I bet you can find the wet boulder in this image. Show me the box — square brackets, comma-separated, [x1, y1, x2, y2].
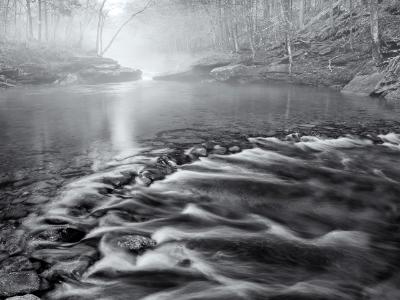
[116, 235, 156, 254]
[33, 226, 86, 243]
[228, 146, 241, 153]
[0, 271, 40, 297]
[188, 145, 208, 159]
[212, 145, 227, 155]
[156, 156, 177, 175]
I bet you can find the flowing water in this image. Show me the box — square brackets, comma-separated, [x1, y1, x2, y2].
[1, 81, 400, 299]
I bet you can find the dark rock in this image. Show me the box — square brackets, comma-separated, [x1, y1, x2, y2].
[2, 205, 30, 220]
[188, 146, 208, 158]
[156, 156, 177, 174]
[0, 271, 40, 297]
[202, 141, 217, 150]
[101, 173, 134, 188]
[137, 167, 167, 186]
[34, 227, 86, 243]
[0, 256, 33, 273]
[116, 235, 156, 253]
[178, 259, 191, 267]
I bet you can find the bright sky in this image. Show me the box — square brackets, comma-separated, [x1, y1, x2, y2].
[104, 0, 126, 16]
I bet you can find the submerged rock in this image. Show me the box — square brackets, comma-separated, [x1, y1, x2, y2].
[0, 271, 40, 297]
[41, 257, 92, 281]
[212, 145, 227, 155]
[228, 146, 241, 153]
[116, 235, 156, 253]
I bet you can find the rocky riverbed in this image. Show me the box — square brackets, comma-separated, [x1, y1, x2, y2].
[1, 118, 400, 298]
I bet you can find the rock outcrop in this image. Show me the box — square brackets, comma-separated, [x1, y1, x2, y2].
[342, 72, 385, 96]
[0, 45, 142, 87]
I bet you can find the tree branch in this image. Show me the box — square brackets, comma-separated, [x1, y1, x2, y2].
[101, 0, 153, 56]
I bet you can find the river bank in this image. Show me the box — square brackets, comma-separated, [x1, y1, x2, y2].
[0, 42, 142, 88]
[155, 2, 400, 101]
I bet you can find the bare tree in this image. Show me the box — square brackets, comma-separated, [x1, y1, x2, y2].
[100, 0, 153, 56]
[369, 0, 382, 63]
[26, 0, 33, 39]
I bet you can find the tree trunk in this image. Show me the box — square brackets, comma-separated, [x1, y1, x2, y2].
[299, 0, 305, 29]
[370, 0, 382, 63]
[282, 0, 293, 75]
[4, 0, 11, 36]
[26, 0, 33, 39]
[38, 0, 42, 41]
[14, 0, 17, 37]
[96, 0, 108, 55]
[349, 0, 354, 50]
[44, 0, 48, 41]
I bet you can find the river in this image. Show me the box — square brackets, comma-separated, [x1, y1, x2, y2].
[1, 80, 400, 299]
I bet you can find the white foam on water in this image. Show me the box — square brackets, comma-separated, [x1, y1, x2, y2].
[315, 230, 369, 248]
[297, 136, 372, 151]
[379, 133, 400, 145]
[85, 234, 137, 278]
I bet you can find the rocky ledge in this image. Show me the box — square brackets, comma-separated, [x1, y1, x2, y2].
[0, 56, 142, 88]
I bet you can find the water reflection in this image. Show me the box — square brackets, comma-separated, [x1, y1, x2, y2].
[0, 81, 399, 176]
[109, 97, 137, 153]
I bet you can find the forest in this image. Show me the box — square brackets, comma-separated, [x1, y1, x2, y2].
[0, 0, 399, 99]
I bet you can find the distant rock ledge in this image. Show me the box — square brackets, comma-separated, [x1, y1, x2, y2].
[0, 55, 142, 88]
